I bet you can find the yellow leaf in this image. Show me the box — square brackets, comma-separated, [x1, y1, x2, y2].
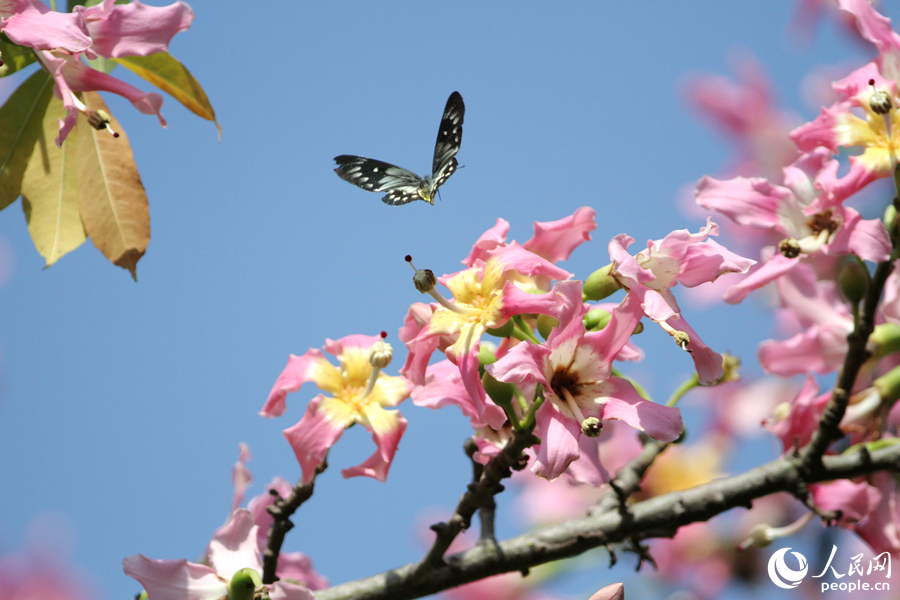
[114, 52, 221, 139]
[76, 93, 150, 279]
[20, 94, 87, 267]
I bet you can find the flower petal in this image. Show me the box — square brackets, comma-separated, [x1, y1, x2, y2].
[122, 555, 226, 600]
[207, 509, 262, 580]
[79, 0, 194, 58]
[282, 395, 347, 484]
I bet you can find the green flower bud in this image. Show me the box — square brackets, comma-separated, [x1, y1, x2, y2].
[486, 320, 515, 338]
[536, 314, 558, 339]
[874, 364, 900, 404]
[584, 308, 611, 331]
[871, 323, 900, 358]
[583, 264, 621, 301]
[839, 260, 868, 306]
[227, 568, 267, 600]
[482, 371, 514, 416]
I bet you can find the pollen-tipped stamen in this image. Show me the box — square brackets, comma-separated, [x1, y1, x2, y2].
[405, 255, 480, 315]
[659, 320, 691, 352]
[363, 332, 392, 399]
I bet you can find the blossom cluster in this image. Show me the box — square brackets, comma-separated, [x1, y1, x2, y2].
[0, 0, 193, 144]
[120, 0, 900, 598]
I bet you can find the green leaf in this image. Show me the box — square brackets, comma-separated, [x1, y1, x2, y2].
[0, 33, 37, 78]
[20, 93, 87, 266]
[113, 52, 221, 138]
[75, 92, 150, 279]
[0, 69, 54, 210]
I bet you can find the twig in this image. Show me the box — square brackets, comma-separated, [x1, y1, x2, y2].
[463, 439, 497, 543]
[799, 255, 896, 474]
[261, 460, 328, 584]
[313, 442, 900, 600]
[409, 428, 540, 582]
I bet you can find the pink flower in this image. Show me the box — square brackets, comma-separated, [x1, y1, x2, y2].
[758, 264, 854, 376]
[682, 53, 800, 181]
[609, 219, 754, 384]
[0, 543, 94, 600]
[487, 281, 683, 482]
[696, 149, 890, 303]
[0, 0, 91, 52]
[123, 509, 314, 600]
[407, 244, 572, 428]
[763, 376, 829, 452]
[789, 0, 900, 197]
[411, 358, 506, 428]
[462, 207, 597, 277]
[854, 471, 900, 557]
[1, 0, 193, 145]
[261, 334, 413, 484]
[811, 479, 882, 527]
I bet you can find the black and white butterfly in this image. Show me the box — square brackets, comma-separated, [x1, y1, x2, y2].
[334, 92, 464, 206]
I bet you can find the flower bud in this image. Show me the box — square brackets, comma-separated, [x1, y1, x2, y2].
[482, 371, 514, 415]
[227, 568, 269, 600]
[536, 314, 558, 340]
[839, 260, 868, 306]
[584, 308, 611, 331]
[583, 263, 622, 301]
[871, 323, 900, 359]
[486, 320, 514, 338]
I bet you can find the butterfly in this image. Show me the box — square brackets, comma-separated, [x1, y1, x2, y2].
[334, 92, 464, 206]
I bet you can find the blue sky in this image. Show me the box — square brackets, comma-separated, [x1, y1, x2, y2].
[0, 2, 884, 599]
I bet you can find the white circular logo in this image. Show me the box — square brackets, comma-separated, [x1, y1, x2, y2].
[768, 547, 809, 589]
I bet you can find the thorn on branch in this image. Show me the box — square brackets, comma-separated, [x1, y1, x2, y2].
[606, 544, 618, 568]
[626, 538, 657, 572]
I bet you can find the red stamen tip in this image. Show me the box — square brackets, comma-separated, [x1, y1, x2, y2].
[380, 331, 387, 339]
[870, 78, 876, 86]
[113, 132, 120, 138]
[405, 255, 412, 262]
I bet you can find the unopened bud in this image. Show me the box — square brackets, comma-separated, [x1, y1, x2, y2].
[536, 314, 558, 340]
[778, 238, 801, 258]
[581, 416, 602, 437]
[482, 371, 514, 414]
[583, 263, 622, 301]
[839, 260, 868, 305]
[584, 308, 611, 331]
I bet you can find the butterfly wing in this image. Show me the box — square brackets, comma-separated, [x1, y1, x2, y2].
[431, 91, 465, 192]
[333, 155, 427, 206]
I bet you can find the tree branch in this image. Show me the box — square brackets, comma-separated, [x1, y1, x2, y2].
[262, 460, 327, 584]
[313, 443, 900, 600]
